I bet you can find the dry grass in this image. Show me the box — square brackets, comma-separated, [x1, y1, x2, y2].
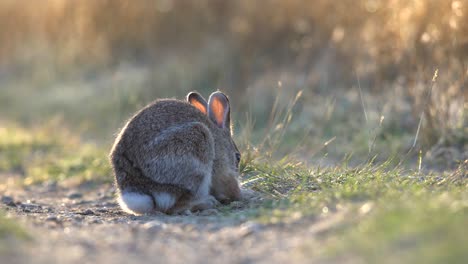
[1, 1, 465, 73]
[0, 0, 466, 167]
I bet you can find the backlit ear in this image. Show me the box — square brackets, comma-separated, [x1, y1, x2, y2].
[187, 92, 207, 114]
[208, 91, 230, 129]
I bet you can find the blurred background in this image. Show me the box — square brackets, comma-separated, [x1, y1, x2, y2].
[0, 0, 466, 169]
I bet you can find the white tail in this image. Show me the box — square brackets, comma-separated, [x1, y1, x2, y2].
[118, 192, 154, 215]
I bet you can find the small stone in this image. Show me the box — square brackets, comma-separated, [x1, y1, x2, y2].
[20, 203, 42, 210]
[67, 192, 83, 199]
[96, 208, 108, 213]
[198, 208, 219, 216]
[80, 209, 95, 215]
[1, 196, 16, 207]
[100, 202, 118, 207]
[89, 218, 102, 224]
[46, 216, 60, 222]
[142, 220, 166, 232]
[73, 216, 84, 223]
[239, 222, 263, 237]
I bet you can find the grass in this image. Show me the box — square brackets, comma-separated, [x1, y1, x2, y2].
[0, 213, 28, 240]
[0, 212, 29, 254]
[236, 154, 467, 263]
[0, 124, 111, 186]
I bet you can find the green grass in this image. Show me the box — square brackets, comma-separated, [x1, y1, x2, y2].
[237, 155, 467, 263]
[0, 125, 111, 186]
[0, 212, 29, 253]
[0, 213, 28, 240]
[339, 196, 467, 264]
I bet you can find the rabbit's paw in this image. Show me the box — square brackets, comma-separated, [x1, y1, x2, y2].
[190, 195, 220, 212]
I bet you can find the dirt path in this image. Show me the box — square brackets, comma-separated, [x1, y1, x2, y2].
[1, 183, 341, 264]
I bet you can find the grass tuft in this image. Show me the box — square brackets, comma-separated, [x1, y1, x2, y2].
[238, 152, 468, 262]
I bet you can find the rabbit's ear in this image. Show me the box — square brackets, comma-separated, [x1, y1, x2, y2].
[208, 91, 230, 129]
[187, 92, 208, 114]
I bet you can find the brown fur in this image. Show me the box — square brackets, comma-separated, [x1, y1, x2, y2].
[109, 91, 241, 215]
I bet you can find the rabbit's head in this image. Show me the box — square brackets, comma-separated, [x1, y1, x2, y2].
[188, 91, 241, 203]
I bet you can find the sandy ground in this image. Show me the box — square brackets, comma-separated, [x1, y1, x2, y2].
[1, 182, 347, 264]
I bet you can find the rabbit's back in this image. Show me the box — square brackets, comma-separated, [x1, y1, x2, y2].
[112, 98, 216, 177]
[119, 99, 211, 147]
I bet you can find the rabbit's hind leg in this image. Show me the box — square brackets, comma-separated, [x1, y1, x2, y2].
[163, 172, 218, 214]
[188, 170, 219, 211]
[118, 191, 155, 215]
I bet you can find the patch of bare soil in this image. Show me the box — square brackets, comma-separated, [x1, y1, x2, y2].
[1, 183, 341, 264]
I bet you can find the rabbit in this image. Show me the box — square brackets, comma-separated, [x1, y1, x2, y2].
[109, 91, 242, 215]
